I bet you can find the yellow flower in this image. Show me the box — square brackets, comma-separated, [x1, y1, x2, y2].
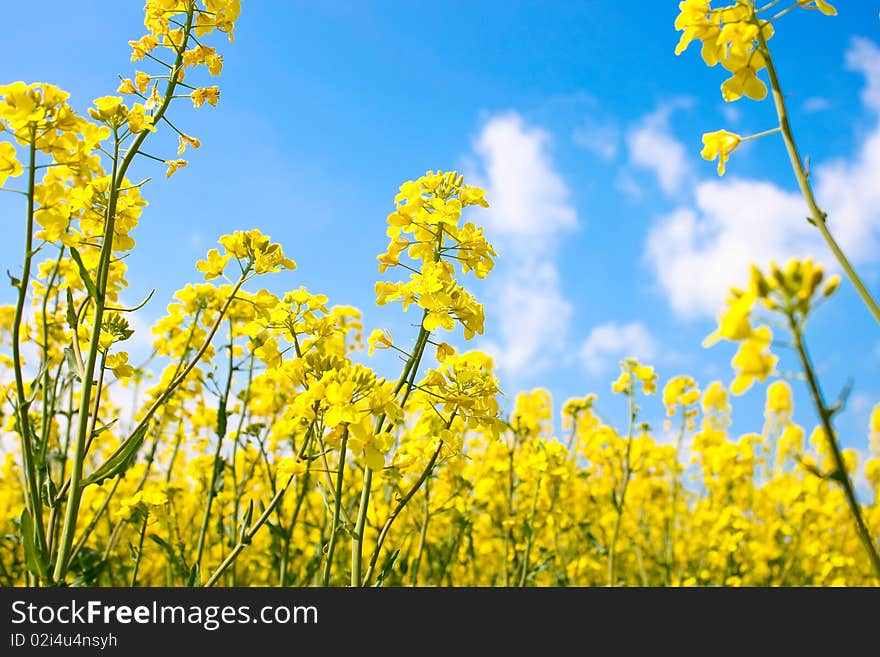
[127, 103, 155, 134]
[117, 78, 137, 95]
[105, 351, 135, 379]
[196, 248, 230, 280]
[112, 489, 166, 521]
[765, 380, 792, 415]
[190, 86, 220, 108]
[0, 81, 46, 129]
[611, 371, 630, 394]
[435, 341, 455, 362]
[633, 363, 658, 394]
[423, 309, 455, 331]
[0, 142, 22, 187]
[720, 59, 768, 102]
[799, 0, 837, 16]
[367, 328, 393, 355]
[612, 359, 657, 395]
[870, 403, 880, 436]
[164, 159, 188, 178]
[703, 290, 755, 347]
[674, 0, 721, 64]
[141, 489, 168, 507]
[701, 380, 730, 415]
[277, 457, 308, 479]
[253, 336, 283, 369]
[700, 129, 741, 175]
[663, 375, 700, 418]
[88, 95, 127, 123]
[730, 326, 777, 395]
[177, 133, 201, 155]
[822, 274, 841, 298]
[128, 34, 159, 61]
[135, 71, 151, 93]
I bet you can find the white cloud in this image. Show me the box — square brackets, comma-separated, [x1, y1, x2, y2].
[474, 112, 576, 242]
[469, 112, 578, 376]
[626, 99, 693, 197]
[573, 117, 619, 160]
[614, 170, 643, 200]
[721, 104, 741, 124]
[813, 121, 880, 261]
[579, 321, 657, 375]
[802, 97, 831, 113]
[482, 265, 573, 374]
[646, 180, 816, 317]
[850, 392, 873, 415]
[646, 38, 880, 318]
[846, 37, 880, 111]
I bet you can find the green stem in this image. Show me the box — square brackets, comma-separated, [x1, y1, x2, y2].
[38, 248, 66, 463]
[193, 428, 226, 570]
[279, 468, 310, 586]
[789, 314, 880, 578]
[81, 350, 108, 460]
[193, 321, 235, 570]
[757, 25, 880, 326]
[53, 5, 196, 584]
[97, 273, 249, 492]
[363, 435, 447, 586]
[350, 466, 373, 587]
[321, 430, 348, 587]
[98, 426, 163, 563]
[351, 217, 447, 587]
[409, 478, 431, 587]
[54, 253, 114, 583]
[12, 127, 50, 582]
[202, 477, 292, 587]
[565, 416, 579, 460]
[741, 127, 781, 142]
[47, 382, 76, 560]
[67, 475, 121, 566]
[503, 439, 516, 587]
[518, 474, 542, 587]
[608, 385, 636, 587]
[664, 411, 687, 585]
[130, 510, 148, 586]
[351, 314, 431, 587]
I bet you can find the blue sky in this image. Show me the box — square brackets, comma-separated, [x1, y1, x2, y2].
[2, 1, 880, 461]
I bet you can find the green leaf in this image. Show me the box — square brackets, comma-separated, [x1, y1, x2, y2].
[65, 287, 77, 328]
[372, 548, 401, 587]
[82, 422, 149, 487]
[216, 398, 228, 438]
[828, 469, 847, 485]
[149, 534, 189, 580]
[20, 509, 49, 579]
[69, 547, 106, 587]
[68, 246, 99, 300]
[187, 564, 200, 587]
[239, 499, 254, 545]
[40, 467, 58, 508]
[63, 347, 82, 382]
[91, 418, 118, 439]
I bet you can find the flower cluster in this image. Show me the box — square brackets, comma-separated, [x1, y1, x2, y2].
[676, 1, 836, 175]
[704, 258, 839, 394]
[375, 171, 495, 338]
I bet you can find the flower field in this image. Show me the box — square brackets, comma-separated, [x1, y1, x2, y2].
[1, 0, 879, 587]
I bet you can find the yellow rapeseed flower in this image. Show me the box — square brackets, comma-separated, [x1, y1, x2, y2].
[0, 142, 22, 187]
[700, 129, 741, 175]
